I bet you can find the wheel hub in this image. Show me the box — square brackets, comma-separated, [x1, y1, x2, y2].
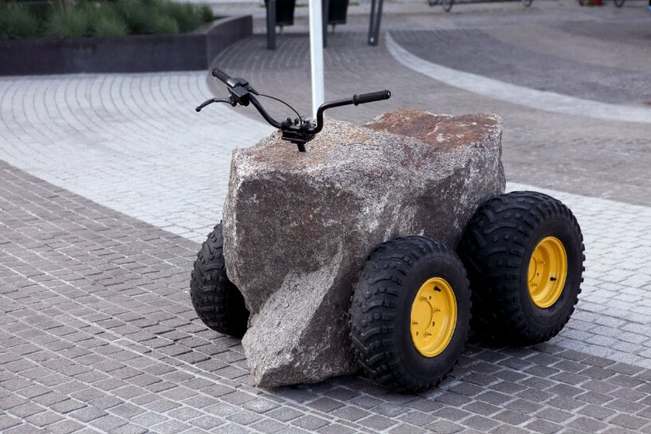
[528, 236, 568, 308]
[410, 277, 457, 357]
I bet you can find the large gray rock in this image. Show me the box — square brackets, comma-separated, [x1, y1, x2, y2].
[222, 109, 505, 388]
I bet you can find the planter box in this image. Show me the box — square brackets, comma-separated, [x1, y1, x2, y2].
[0, 15, 252, 76]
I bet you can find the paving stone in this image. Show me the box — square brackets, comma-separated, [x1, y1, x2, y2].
[567, 416, 608, 433]
[24, 410, 64, 428]
[414, 404, 454, 425]
[149, 420, 191, 434]
[225, 409, 264, 426]
[386, 423, 429, 434]
[488, 426, 529, 434]
[505, 398, 545, 415]
[493, 410, 530, 426]
[69, 406, 108, 423]
[4, 424, 44, 434]
[578, 403, 617, 421]
[425, 419, 465, 434]
[0, 415, 22, 432]
[609, 414, 650, 431]
[524, 419, 564, 434]
[287, 414, 333, 431]
[267, 407, 305, 423]
[475, 391, 513, 406]
[109, 424, 149, 434]
[463, 415, 500, 432]
[46, 419, 87, 434]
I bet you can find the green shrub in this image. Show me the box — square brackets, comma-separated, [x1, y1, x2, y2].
[199, 4, 214, 24]
[45, 7, 89, 38]
[114, 0, 149, 34]
[91, 12, 129, 37]
[145, 13, 180, 34]
[0, 3, 40, 40]
[74, 2, 130, 37]
[116, 0, 180, 34]
[2, 0, 214, 40]
[165, 2, 201, 33]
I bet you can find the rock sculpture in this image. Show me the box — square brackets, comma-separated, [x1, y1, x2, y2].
[221, 109, 505, 387]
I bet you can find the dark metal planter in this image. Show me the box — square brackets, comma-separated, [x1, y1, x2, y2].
[0, 16, 252, 76]
[328, 0, 349, 26]
[264, 0, 296, 27]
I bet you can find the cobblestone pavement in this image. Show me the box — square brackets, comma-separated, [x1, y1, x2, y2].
[2, 2, 651, 433]
[2, 163, 651, 434]
[0, 72, 273, 243]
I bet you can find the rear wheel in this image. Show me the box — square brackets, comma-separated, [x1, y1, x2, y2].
[459, 191, 584, 345]
[521, 0, 533, 7]
[613, 0, 625, 7]
[350, 236, 470, 393]
[190, 224, 249, 338]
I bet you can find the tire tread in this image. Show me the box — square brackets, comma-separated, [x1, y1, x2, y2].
[190, 224, 249, 339]
[459, 191, 585, 345]
[350, 236, 469, 393]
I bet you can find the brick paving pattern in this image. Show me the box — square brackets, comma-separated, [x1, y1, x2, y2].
[2, 163, 651, 433]
[2, 1, 651, 433]
[0, 72, 273, 243]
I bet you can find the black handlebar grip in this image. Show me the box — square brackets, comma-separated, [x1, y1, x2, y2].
[212, 67, 231, 85]
[352, 90, 391, 106]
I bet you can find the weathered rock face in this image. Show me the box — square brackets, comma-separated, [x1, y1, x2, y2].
[222, 109, 505, 388]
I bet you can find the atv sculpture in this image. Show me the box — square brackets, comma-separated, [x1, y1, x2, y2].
[191, 68, 584, 392]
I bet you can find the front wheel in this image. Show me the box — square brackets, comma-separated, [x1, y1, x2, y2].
[459, 191, 584, 346]
[350, 236, 471, 393]
[613, 0, 625, 7]
[521, 0, 533, 7]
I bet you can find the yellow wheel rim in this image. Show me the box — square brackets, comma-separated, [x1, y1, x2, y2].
[410, 277, 457, 358]
[528, 236, 568, 308]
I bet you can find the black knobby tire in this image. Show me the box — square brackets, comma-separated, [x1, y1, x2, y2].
[613, 0, 625, 7]
[190, 224, 249, 339]
[458, 191, 584, 346]
[350, 236, 471, 393]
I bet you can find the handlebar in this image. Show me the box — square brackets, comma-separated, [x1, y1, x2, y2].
[353, 90, 392, 106]
[212, 67, 231, 84]
[197, 67, 391, 152]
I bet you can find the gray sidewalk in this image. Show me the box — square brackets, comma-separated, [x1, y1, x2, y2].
[2, 2, 651, 433]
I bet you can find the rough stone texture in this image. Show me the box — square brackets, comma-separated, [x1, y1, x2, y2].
[222, 109, 505, 387]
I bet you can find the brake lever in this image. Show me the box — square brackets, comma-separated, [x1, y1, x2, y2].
[195, 98, 232, 112]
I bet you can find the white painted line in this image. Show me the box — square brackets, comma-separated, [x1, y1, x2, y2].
[385, 33, 651, 124]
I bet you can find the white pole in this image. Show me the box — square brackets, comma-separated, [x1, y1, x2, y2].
[309, 0, 325, 118]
